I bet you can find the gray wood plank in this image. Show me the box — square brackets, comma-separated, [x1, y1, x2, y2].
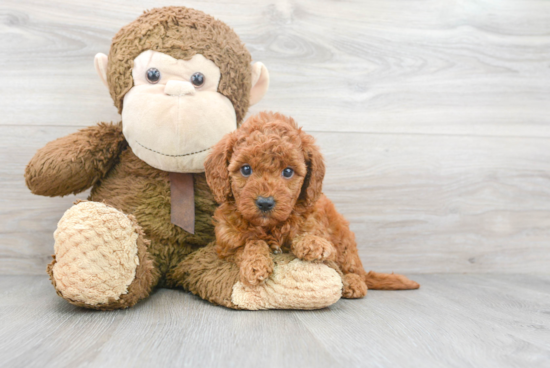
[319, 132, 550, 273]
[2, 0, 550, 274]
[0, 274, 548, 368]
[0, 0, 549, 137]
[2, 125, 550, 274]
[294, 274, 550, 368]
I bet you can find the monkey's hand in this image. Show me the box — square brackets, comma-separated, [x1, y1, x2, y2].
[25, 122, 126, 197]
[291, 234, 336, 262]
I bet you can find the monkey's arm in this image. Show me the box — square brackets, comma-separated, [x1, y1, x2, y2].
[25, 122, 126, 197]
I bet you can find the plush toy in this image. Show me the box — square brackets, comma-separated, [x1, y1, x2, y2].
[25, 6, 346, 310]
[25, 6, 418, 311]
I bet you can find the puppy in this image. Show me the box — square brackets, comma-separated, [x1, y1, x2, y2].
[205, 112, 419, 298]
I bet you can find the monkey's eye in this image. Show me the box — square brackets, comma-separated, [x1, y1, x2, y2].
[146, 68, 161, 84]
[240, 165, 252, 177]
[190, 72, 205, 87]
[282, 167, 294, 179]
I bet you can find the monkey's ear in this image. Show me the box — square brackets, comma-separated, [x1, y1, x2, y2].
[204, 132, 237, 203]
[249, 62, 269, 106]
[94, 53, 109, 88]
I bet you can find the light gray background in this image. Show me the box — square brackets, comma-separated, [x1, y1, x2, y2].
[1, 1, 550, 367]
[2, 0, 549, 275]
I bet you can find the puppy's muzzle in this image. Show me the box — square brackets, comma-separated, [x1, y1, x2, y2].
[256, 196, 275, 212]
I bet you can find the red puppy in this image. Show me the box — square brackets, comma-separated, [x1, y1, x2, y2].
[205, 112, 419, 298]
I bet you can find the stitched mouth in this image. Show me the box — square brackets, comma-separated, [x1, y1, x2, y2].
[136, 141, 212, 157]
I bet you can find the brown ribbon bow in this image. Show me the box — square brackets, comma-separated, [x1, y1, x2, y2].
[169, 172, 195, 234]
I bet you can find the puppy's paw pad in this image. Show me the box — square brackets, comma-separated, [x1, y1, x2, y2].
[342, 273, 367, 299]
[240, 257, 274, 287]
[292, 235, 336, 262]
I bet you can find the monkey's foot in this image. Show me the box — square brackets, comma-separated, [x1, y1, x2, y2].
[175, 245, 343, 310]
[232, 254, 342, 310]
[48, 201, 157, 310]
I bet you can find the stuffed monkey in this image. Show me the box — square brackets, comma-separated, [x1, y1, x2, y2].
[25, 6, 345, 310]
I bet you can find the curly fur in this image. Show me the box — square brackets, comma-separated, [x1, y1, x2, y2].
[205, 112, 420, 294]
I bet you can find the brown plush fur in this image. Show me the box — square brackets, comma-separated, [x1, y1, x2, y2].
[25, 123, 127, 197]
[171, 243, 241, 309]
[107, 6, 252, 124]
[25, 6, 258, 309]
[27, 122, 219, 307]
[205, 112, 420, 296]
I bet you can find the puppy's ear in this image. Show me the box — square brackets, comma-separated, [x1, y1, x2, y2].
[204, 132, 237, 203]
[298, 131, 325, 207]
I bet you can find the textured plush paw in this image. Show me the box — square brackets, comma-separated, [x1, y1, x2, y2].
[232, 254, 343, 310]
[342, 273, 368, 299]
[239, 255, 274, 287]
[291, 234, 336, 262]
[50, 201, 140, 306]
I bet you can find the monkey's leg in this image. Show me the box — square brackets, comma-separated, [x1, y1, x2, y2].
[170, 246, 343, 310]
[47, 201, 160, 310]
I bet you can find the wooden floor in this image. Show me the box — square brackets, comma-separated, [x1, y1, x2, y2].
[0, 274, 548, 368]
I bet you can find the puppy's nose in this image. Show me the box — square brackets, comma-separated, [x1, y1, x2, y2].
[164, 80, 196, 96]
[256, 196, 275, 212]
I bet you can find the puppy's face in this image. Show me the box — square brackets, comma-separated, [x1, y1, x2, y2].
[205, 112, 326, 227]
[228, 132, 307, 226]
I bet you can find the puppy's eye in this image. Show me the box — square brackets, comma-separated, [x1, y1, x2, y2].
[240, 165, 252, 177]
[190, 72, 205, 87]
[146, 68, 161, 84]
[282, 167, 294, 179]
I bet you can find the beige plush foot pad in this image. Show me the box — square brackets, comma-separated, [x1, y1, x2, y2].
[51, 201, 140, 306]
[231, 254, 343, 310]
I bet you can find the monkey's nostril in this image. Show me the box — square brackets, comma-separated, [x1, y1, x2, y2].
[256, 196, 275, 212]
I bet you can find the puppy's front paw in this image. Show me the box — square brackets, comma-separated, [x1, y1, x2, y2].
[292, 234, 336, 262]
[239, 255, 274, 287]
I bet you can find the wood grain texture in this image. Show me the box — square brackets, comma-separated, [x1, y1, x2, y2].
[1, 0, 550, 136]
[0, 274, 549, 368]
[1, 0, 550, 274]
[3, 125, 550, 274]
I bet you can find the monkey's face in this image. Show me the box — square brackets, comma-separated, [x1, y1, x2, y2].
[95, 7, 269, 173]
[120, 50, 237, 173]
